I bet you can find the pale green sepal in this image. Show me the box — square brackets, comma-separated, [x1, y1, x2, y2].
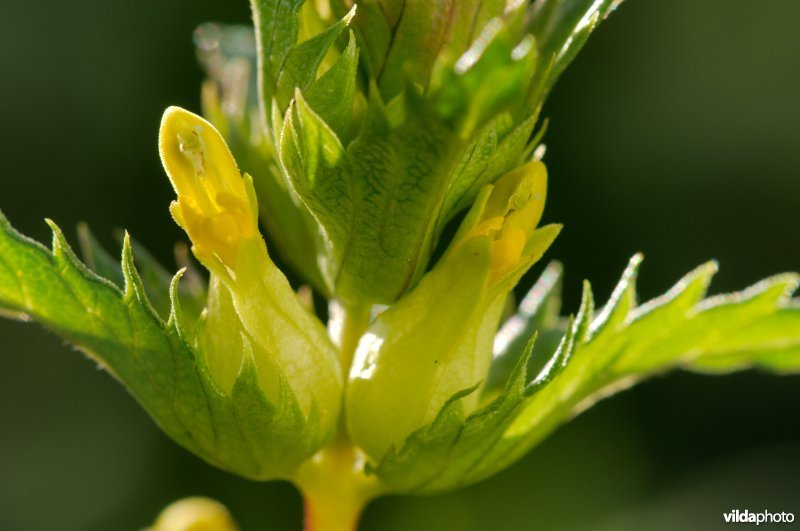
[347, 168, 559, 463]
[189, 272, 334, 477]
[346, 237, 497, 461]
[192, 276, 246, 394]
[229, 342, 326, 477]
[215, 236, 343, 431]
[369, 334, 538, 494]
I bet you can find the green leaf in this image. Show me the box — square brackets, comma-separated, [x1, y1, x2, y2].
[369, 343, 532, 493]
[271, 1, 627, 306]
[527, 0, 623, 104]
[438, 113, 537, 234]
[483, 261, 565, 396]
[281, 87, 460, 304]
[250, 0, 306, 123]
[464, 257, 799, 486]
[432, 18, 539, 136]
[76, 222, 126, 288]
[370, 287, 589, 494]
[370, 256, 799, 494]
[431, 0, 510, 70]
[376, 0, 459, 99]
[77, 223, 206, 331]
[196, 29, 330, 293]
[329, 0, 392, 79]
[274, 6, 356, 110]
[0, 212, 331, 480]
[304, 30, 360, 138]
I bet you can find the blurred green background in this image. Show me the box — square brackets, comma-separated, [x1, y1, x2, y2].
[1, 1, 799, 530]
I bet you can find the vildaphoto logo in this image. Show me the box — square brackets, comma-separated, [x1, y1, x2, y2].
[724, 509, 795, 525]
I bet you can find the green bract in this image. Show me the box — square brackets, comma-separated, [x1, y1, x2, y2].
[1, 0, 799, 529]
[201, 0, 623, 305]
[0, 214, 331, 479]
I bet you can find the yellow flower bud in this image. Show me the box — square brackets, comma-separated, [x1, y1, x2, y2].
[159, 106, 258, 269]
[462, 160, 548, 282]
[149, 497, 239, 531]
[158, 106, 343, 448]
[346, 160, 558, 460]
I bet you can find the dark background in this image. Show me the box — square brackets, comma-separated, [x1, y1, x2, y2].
[1, 1, 799, 530]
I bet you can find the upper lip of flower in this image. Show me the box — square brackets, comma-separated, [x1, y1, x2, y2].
[460, 160, 548, 281]
[159, 106, 258, 268]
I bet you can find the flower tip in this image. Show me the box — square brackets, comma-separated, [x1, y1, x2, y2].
[150, 497, 239, 531]
[158, 105, 256, 270]
[468, 161, 550, 279]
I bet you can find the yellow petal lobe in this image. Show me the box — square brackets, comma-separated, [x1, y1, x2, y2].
[159, 106, 256, 268]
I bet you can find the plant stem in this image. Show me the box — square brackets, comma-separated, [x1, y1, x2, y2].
[335, 302, 372, 375]
[294, 302, 377, 530]
[296, 441, 380, 531]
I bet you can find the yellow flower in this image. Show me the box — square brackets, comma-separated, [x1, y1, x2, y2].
[149, 497, 239, 531]
[464, 160, 548, 281]
[159, 106, 258, 269]
[158, 106, 343, 441]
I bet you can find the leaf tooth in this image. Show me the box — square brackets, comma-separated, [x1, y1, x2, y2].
[231, 339, 269, 404]
[76, 222, 125, 287]
[227, 339, 275, 477]
[295, 88, 346, 167]
[558, 315, 579, 370]
[507, 332, 538, 396]
[167, 267, 188, 339]
[588, 253, 643, 340]
[629, 260, 719, 324]
[428, 383, 480, 435]
[524, 316, 574, 396]
[574, 279, 595, 343]
[275, 4, 357, 109]
[47, 219, 89, 272]
[121, 231, 160, 320]
[699, 272, 800, 313]
[46, 219, 119, 291]
[305, 30, 360, 137]
[360, 80, 392, 136]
